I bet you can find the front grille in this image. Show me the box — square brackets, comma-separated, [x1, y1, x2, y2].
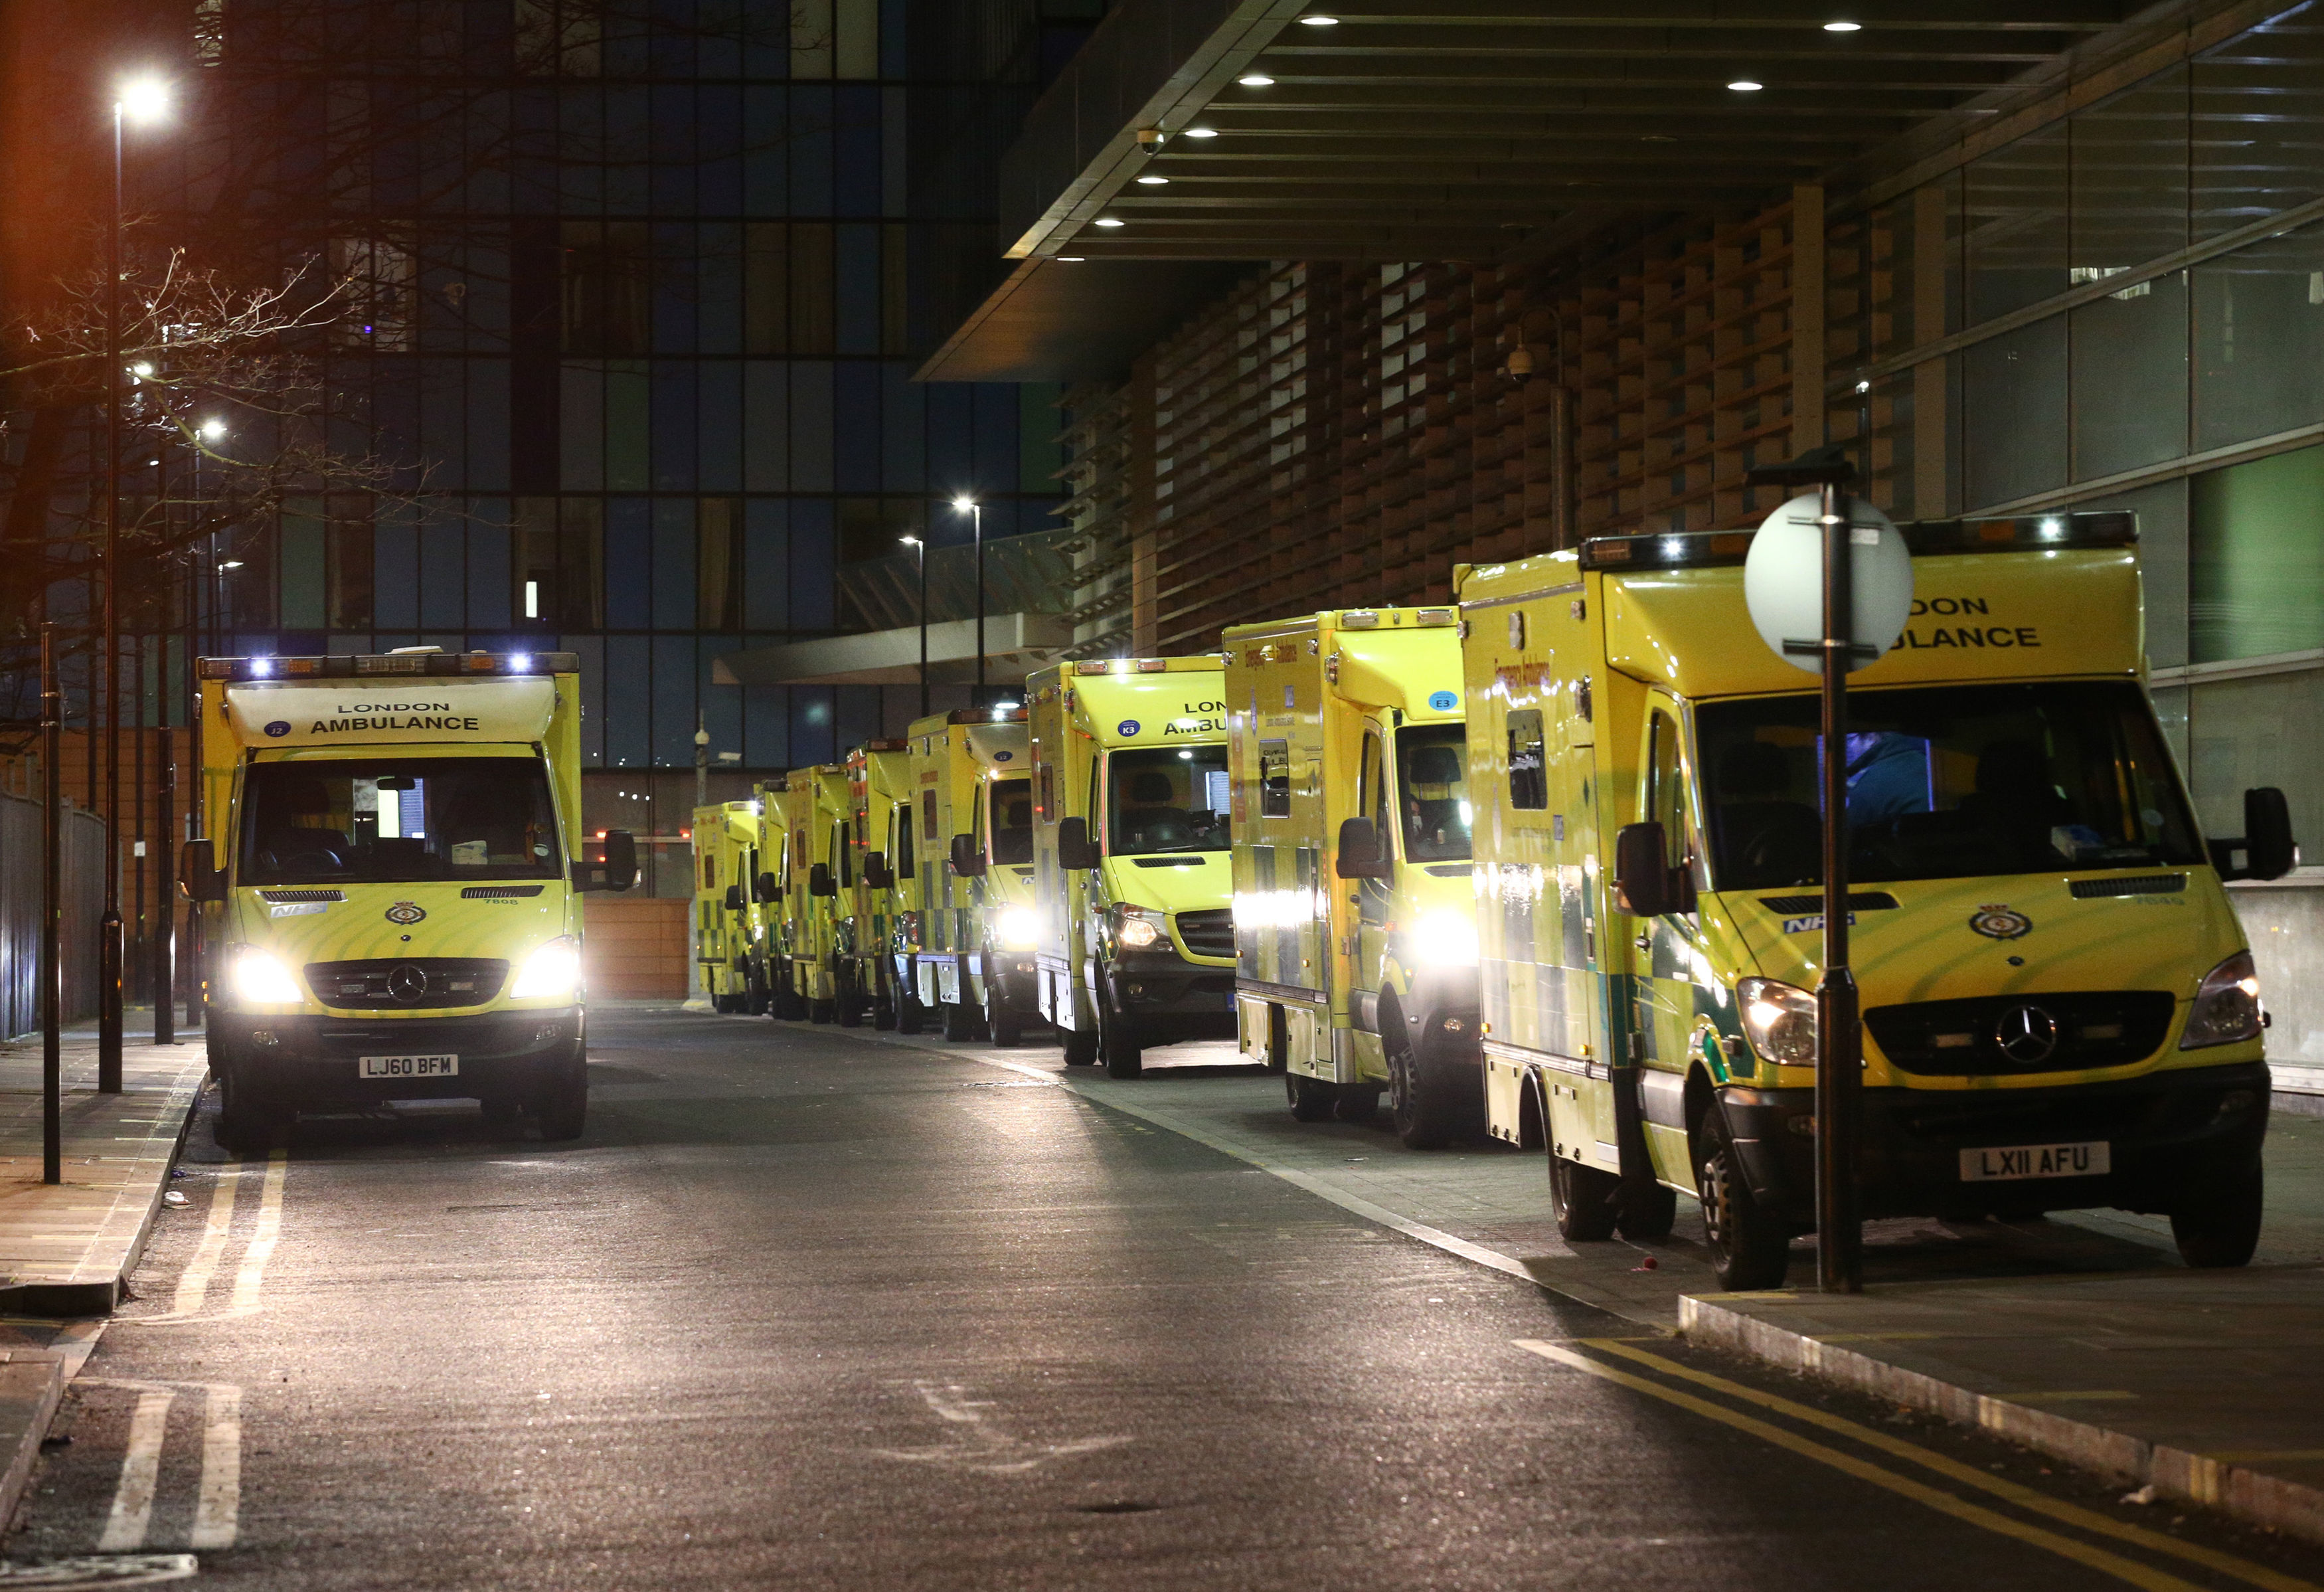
[1865, 990, 2175, 1077]
[305, 958, 509, 1010]
[1758, 891, 1900, 915]
[2069, 873, 2187, 899]
[1175, 908, 1235, 960]
[461, 885, 545, 899]
[260, 889, 345, 903]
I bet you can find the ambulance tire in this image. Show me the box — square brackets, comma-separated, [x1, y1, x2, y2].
[1334, 1087, 1380, 1125]
[896, 992, 926, 1035]
[1061, 1029, 1100, 1067]
[1100, 992, 1143, 1079]
[213, 1068, 286, 1154]
[2171, 1155, 2264, 1269]
[1286, 1073, 1336, 1122]
[746, 972, 770, 1017]
[535, 1056, 588, 1142]
[1549, 1150, 1620, 1243]
[1618, 1181, 1679, 1241]
[837, 978, 863, 1028]
[1698, 1112, 1788, 1290]
[986, 985, 1024, 1048]
[873, 994, 897, 1031]
[809, 999, 836, 1025]
[479, 1093, 524, 1136]
[712, 993, 738, 1014]
[942, 1000, 977, 1043]
[1386, 1021, 1463, 1150]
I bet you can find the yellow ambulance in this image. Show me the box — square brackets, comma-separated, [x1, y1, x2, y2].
[178, 648, 635, 1148]
[758, 777, 807, 1019]
[898, 706, 1037, 1043]
[777, 762, 850, 1024]
[1459, 514, 2291, 1288]
[1224, 608, 1481, 1144]
[691, 799, 770, 1014]
[1027, 658, 1235, 1075]
[845, 739, 912, 1029]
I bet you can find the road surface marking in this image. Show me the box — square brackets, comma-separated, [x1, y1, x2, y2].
[189, 1385, 241, 1550]
[1582, 1338, 2319, 1592]
[228, 1152, 289, 1316]
[167, 1170, 246, 1318]
[1515, 1340, 2208, 1592]
[90, 1383, 174, 1553]
[871, 1380, 1128, 1475]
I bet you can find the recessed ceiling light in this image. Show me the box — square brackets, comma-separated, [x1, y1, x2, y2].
[1299, 13, 1339, 24]
[1238, 73, 1275, 86]
[1823, 19, 1861, 31]
[1183, 126, 1219, 138]
[1137, 174, 1170, 185]
[1728, 78, 1764, 92]
[1058, 256, 1085, 262]
[1094, 217, 1125, 227]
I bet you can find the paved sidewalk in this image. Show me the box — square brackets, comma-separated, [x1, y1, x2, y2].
[830, 1019, 2324, 1544]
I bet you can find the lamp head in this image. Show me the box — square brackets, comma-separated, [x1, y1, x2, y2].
[116, 76, 171, 126]
[951, 496, 976, 512]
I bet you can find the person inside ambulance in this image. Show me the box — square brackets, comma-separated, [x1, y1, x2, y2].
[1117, 769, 1192, 852]
[441, 784, 532, 870]
[1844, 731, 1931, 822]
[254, 776, 352, 877]
[1710, 740, 1819, 889]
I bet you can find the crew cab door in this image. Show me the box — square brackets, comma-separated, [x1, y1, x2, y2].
[1627, 690, 1708, 1185]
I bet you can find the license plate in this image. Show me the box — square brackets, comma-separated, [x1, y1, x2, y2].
[1959, 1140, 2110, 1182]
[358, 1054, 459, 1079]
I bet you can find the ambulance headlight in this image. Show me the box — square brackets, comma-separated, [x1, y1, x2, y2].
[512, 936, 582, 1000]
[1112, 906, 1162, 949]
[227, 946, 303, 1006]
[997, 906, 1040, 950]
[2181, 950, 2262, 1049]
[1738, 976, 1817, 1067]
[1415, 910, 1479, 966]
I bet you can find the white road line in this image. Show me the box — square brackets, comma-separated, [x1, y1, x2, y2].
[228, 1152, 288, 1316]
[189, 1384, 242, 1550]
[92, 1384, 175, 1553]
[168, 1169, 246, 1318]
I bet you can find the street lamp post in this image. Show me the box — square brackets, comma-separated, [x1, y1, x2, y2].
[900, 535, 927, 716]
[952, 497, 983, 699]
[100, 74, 172, 1093]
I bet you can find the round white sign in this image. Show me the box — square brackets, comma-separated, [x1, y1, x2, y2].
[1742, 492, 1914, 676]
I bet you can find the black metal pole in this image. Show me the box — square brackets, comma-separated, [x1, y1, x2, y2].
[154, 722, 175, 1045]
[41, 626, 62, 1186]
[98, 100, 125, 1092]
[1816, 478, 1864, 1294]
[916, 539, 929, 717]
[971, 503, 985, 699]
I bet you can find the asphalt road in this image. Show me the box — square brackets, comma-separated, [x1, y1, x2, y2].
[9, 1008, 2319, 1589]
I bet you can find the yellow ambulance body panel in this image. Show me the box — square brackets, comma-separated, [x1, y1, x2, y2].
[1459, 514, 2282, 1288]
[758, 778, 808, 1019]
[184, 649, 635, 1148]
[778, 762, 851, 1022]
[1026, 658, 1234, 1076]
[691, 800, 769, 1012]
[898, 707, 1033, 1042]
[841, 739, 912, 1029]
[1223, 608, 1481, 1143]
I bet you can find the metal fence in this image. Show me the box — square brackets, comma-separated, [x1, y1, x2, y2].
[0, 794, 105, 1039]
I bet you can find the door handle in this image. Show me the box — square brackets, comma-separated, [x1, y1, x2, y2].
[1633, 931, 1651, 953]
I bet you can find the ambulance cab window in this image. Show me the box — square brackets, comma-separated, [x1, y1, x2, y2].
[1645, 709, 1689, 870]
[990, 778, 1034, 865]
[1396, 725, 1471, 862]
[1361, 732, 1388, 849]
[1697, 680, 2204, 889]
[893, 808, 914, 880]
[1507, 709, 1547, 810]
[240, 756, 560, 884]
[1107, 747, 1232, 855]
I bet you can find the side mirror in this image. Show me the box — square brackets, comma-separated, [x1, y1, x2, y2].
[177, 838, 227, 903]
[723, 883, 744, 911]
[1056, 816, 1098, 870]
[2214, 786, 2298, 881]
[809, 862, 835, 898]
[1334, 816, 1392, 881]
[1614, 821, 1695, 917]
[864, 851, 893, 890]
[602, 830, 639, 892]
[949, 834, 987, 879]
[756, 871, 779, 903]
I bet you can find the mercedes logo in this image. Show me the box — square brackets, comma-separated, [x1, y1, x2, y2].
[1993, 1004, 2060, 1065]
[386, 964, 430, 1004]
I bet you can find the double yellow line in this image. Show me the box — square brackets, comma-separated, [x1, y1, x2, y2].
[1518, 1339, 2317, 1592]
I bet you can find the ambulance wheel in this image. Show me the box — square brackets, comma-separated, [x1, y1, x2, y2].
[1698, 1112, 1788, 1290]
[986, 986, 1024, 1049]
[941, 1000, 976, 1043]
[478, 1094, 524, 1136]
[836, 982, 863, 1029]
[1334, 1087, 1380, 1125]
[709, 992, 731, 1014]
[1549, 1150, 1620, 1243]
[896, 992, 926, 1035]
[1386, 1022, 1461, 1150]
[746, 974, 769, 1016]
[1100, 994, 1143, 1079]
[1061, 1029, 1100, 1067]
[2171, 1155, 2264, 1269]
[809, 999, 835, 1025]
[535, 1057, 588, 1142]
[1286, 1073, 1336, 1122]
[873, 996, 897, 1031]
[1619, 1181, 1679, 1241]
[213, 1069, 286, 1154]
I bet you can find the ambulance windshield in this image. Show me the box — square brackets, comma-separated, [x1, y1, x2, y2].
[1108, 747, 1231, 855]
[240, 756, 563, 885]
[1395, 725, 1471, 861]
[1698, 681, 2203, 891]
[989, 777, 1033, 865]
